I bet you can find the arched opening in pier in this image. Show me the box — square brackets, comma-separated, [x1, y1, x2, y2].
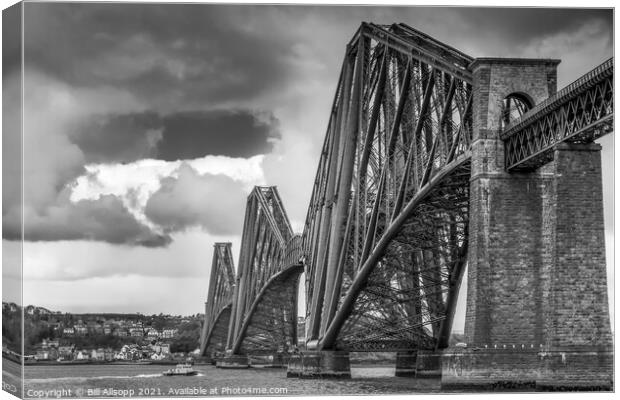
[452, 264, 468, 344]
[297, 271, 306, 349]
[500, 92, 533, 130]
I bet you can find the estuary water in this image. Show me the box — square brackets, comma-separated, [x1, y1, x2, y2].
[17, 363, 442, 397]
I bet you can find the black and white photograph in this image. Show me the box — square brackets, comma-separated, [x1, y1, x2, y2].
[1, 1, 615, 398]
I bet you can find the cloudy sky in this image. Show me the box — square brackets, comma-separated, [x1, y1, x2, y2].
[1, 3, 614, 328]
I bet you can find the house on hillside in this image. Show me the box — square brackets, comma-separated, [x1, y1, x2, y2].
[34, 349, 50, 361]
[87, 322, 103, 335]
[74, 323, 88, 336]
[162, 329, 178, 339]
[104, 348, 115, 361]
[58, 345, 75, 360]
[129, 328, 143, 337]
[38, 307, 52, 315]
[114, 328, 128, 337]
[145, 328, 160, 339]
[91, 348, 105, 361]
[41, 338, 60, 349]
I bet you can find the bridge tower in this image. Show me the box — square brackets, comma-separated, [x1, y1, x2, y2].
[199, 242, 236, 363]
[442, 59, 613, 390]
[216, 186, 304, 369]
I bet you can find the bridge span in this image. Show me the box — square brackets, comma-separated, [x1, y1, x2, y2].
[201, 22, 613, 390]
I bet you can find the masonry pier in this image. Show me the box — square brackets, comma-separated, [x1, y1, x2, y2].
[441, 58, 613, 390]
[216, 354, 250, 369]
[394, 351, 417, 377]
[286, 351, 351, 379]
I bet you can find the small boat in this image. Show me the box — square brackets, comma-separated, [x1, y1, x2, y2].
[162, 363, 198, 376]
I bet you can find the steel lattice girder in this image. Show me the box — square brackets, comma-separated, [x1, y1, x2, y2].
[234, 263, 304, 354]
[333, 160, 470, 351]
[201, 303, 233, 358]
[227, 186, 302, 354]
[200, 243, 236, 356]
[302, 22, 474, 352]
[502, 58, 614, 171]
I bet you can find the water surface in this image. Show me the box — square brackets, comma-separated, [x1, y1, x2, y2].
[21, 363, 441, 397]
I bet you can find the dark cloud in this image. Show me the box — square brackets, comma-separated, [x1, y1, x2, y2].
[22, 3, 612, 113]
[445, 8, 612, 45]
[2, 69, 170, 248]
[72, 111, 162, 164]
[2, 3, 22, 76]
[157, 110, 280, 160]
[144, 164, 246, 235]
[69, 109, 279, 163]
[23, 3, 298, 110]
[3, 190, 171, 247]
[2, 62, 22, 220]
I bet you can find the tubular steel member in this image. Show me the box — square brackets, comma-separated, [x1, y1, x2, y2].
[306, 54, 354, 345]
[295, 22, 473, 378]
[201, 304, 233, 364]
[219, 187, 303, 368]
[232, 261, 304, 356]
[199, 243, 236, 361]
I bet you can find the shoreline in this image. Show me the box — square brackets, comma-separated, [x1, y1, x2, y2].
[6, 353, 397, 368]
[26, 360, 183, 366]
[19, 360, 393, 367]
[3, 356, 188, 367]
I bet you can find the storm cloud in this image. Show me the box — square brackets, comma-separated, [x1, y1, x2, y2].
[0, 68, 168, 247]
[71, 109, 280, 163]
[72, 111, 162, 164]
[22, 3, 301, 111]
[157, 110, 280, 160]
[22, 4, 612, 109]
[2, 3, 21, 76]
[3, 190, 171, 247]
[144, 164, 247, 235]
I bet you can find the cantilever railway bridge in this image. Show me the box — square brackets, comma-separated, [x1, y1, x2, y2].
[200, 23, 613, 388]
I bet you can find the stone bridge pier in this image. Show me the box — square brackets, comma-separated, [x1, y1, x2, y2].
[441, 59, 613, 390]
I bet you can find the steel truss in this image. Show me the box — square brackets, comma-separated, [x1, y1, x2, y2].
[502, 58, 614, 171]
[201, 23, 613, 358]
[234, 262, 303, 354]
[200, 243, 236, 357]
[227, 187, 302, 354]
[303, 23, 473, 352]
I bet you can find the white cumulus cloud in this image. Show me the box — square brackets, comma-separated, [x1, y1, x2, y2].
[69, 155, 266, 229]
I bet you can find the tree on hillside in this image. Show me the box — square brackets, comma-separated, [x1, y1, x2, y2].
[170, 320, 201, 353]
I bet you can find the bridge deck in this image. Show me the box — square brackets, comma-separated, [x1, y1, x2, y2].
[501, 58, 613, 171]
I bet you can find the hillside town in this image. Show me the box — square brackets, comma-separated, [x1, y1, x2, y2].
[2, 302, 202, 363]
